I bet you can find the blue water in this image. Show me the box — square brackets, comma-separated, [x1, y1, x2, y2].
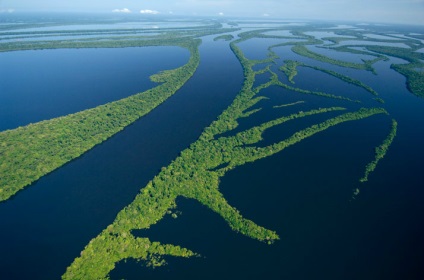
[0, 21, 423, 280]
[0, 46, 188, 131]
[220, 32, 424, 280]
[0, 33, 244, 280]
[111, 30, 424, 280]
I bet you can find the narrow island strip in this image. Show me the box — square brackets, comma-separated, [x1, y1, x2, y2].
[0, 39, 200, 202]
[62, 39, 389, 280]
[359, 119, 398, 183]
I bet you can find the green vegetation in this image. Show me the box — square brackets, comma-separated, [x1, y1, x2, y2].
[305, 64, 379, 96]
[277, 57, 387, 105]
[0, 22, 220, 37]
[246, 60, 355, 104]
[267, 29, 322, 48]
[331, 44, 424, 98]
[360, 119, 398, 183]
[237, 28, 304, 42]
[280, 60, 379, 97]
[214, 34, 234, 41]
[0, 26, 238, 53]
[353, 188, 360, 197]
[291, 45, 383, 72]
[274, 72, 359, 102]
[0, 22, 242, 202]
[392, 64, 424, 97]
[374, 98, 385, 104]
[63, 32, 389, 279]
[63, 232, 196, 279]
[280, 60, 301, 84]
[0, 39, 201, 202]
[273, 101, 305, 108]
[227, 24, 423, 100]
[1, 21, 407, 278]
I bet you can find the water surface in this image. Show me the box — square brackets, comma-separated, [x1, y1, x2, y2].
[0, 46, 188, 131]
[1, 22, 424, 280]
[0, 34, 243, 280]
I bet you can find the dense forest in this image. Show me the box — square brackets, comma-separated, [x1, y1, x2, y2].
[0, 38, 201, 202]
[63, 27, 396, 279]
[1, 19, 422, 280]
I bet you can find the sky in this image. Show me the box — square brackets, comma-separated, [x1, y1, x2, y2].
[1, 0, 423, 25]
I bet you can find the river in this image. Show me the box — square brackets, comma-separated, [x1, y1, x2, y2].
[0, 34, 243, 279]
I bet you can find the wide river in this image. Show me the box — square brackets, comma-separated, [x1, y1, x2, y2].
[1, 29, 424, 280]
[0, 35, 243, 279]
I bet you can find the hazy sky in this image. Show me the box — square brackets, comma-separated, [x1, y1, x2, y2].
[1, 0, 423, 25]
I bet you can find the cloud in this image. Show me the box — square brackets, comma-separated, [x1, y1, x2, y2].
[140, 9, 159, 14]
[112, 8, 131, 13]
[219, 12, 224, 16]
[263, 13, 270, 16]
[0, 8, 14, 13]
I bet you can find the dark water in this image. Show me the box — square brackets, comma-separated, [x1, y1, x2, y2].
[0, 46, 188, 131]
[238, 38, 304, 60]
[1, 27, 424, 280]
[113, 33, 424, 280]
[308, 45, 376, 63]
[0, 35, 243, 279]
[224, 36, 424, 280]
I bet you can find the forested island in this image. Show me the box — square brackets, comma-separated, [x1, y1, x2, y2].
[63, 26, 396, 279]
[0, 16, 423, 280]
[0, 39, 200, 202]
[0, 23, 243, 202]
